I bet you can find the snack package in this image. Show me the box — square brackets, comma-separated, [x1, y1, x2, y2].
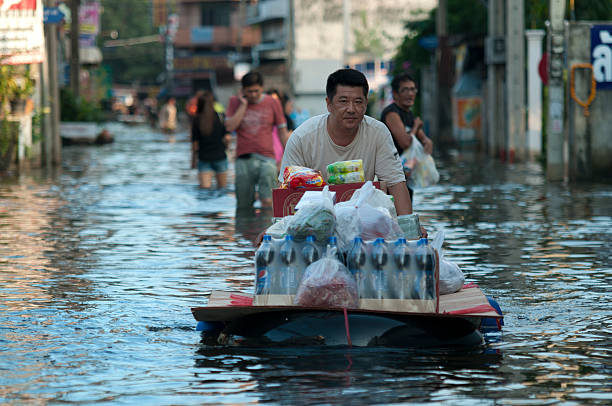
[294, 246, 359, 308]
[328, 171, 365, 185]
[282, 165, 326, 189]
[327, 159, 363, 175]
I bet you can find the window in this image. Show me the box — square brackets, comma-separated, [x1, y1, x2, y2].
[201, 3, 230, 26]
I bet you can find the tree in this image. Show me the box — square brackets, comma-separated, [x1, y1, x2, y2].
[99, 0, 165, 85]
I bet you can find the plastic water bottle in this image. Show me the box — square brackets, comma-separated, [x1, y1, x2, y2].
[255, 235, 274, 295]
[413, 238, 428, 299]
[326, 236, 345, 264]
[424, 244, 436, 300]
[371, 238, 388, 299]
[301, 235, 320, 266]
[347, 237, 367, 297]
[392, 238, 411, 299]
[279, 235, 297, 294]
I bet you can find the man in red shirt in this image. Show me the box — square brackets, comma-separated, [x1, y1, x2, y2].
[225, 71, 289, 209]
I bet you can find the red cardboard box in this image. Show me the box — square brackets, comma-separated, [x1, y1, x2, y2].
[272, 182, 383, 217]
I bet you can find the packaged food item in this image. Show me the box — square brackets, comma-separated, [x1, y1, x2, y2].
[327, 159, 363, 175]
[282, 166, 326, 189]
[327, 171, 365, 185]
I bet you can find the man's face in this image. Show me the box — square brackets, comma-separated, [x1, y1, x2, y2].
[242, 84, 263, 104]
[393, 80, 418, 110]
[326, 85, 367, 132]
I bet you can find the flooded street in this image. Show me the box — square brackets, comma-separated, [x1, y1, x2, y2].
[1, 123, 611, 405]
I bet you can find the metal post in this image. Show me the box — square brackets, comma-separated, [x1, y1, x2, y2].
[526, 29, 545, 160]
[436, 0, 452, 144]
[69, 0, 80, 98]
[506, 0, 525, 162]
[547, 0, 566, 181]
[486, 0, 505, 158]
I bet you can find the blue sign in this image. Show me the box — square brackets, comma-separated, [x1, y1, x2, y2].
[418, 36, 438, 50]
[191, 27, 214, 44]
[44, 7, 65, 24]
[591, 25, 612, 89]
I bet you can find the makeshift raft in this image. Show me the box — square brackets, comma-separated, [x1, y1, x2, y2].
[191, 283, 503, 347]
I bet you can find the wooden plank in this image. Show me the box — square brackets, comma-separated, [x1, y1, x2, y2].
[193, 285, 502, 322]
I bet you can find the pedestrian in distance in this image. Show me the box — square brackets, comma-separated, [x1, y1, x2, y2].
[380, 72, 434, 201]
[266, 89, 295, 172]
[225, 71, 289, 209]
[191, 91, 231, 190]
[159, 96, 177, 142]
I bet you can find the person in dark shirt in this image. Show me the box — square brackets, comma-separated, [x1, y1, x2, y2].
[191, 91, 231, 189]
[381, 73, 433, 200]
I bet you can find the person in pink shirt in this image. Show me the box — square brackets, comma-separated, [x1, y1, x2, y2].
[225, 72, 289, 209]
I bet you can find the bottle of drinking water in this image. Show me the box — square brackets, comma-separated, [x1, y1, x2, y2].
[279, 235, 297, 294]
[347, 236, 367, 297]
[392, 238, 411, 299]
[424, 243, 436, 300]
[371, 238, 388, 299]
[326, 236, 345, 265]
[302, 235, 320, 266]
[255, 235, 275, 295]
[413, 238, 428, 299]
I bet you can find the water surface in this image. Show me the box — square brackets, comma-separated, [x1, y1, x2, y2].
[1, 123, 610, 404]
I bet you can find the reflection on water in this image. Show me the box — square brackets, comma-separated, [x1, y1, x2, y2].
[0, 123, 611, 404]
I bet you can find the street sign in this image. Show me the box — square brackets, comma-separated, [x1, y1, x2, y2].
[591, 25, 612, 89]
[44, 7, 65, 24]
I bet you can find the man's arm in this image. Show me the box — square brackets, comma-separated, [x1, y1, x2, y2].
[417, 127, 433, 155]
[384, 111, 415, 150]
[224, 96, 247, 132]
[387, 182, 413, 215]
[278, 126, 290, 147]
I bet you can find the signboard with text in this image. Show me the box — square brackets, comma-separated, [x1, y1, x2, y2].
[591, 25, 612, 90]
[0, 0, 45, 65]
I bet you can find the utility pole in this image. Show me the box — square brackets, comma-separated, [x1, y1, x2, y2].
[436, 0, 452, 144]
[506, 0, 525, 162]
[69, 0, 80, 98]
[547, 0, 566, 181]
[486, 0, 505, 158]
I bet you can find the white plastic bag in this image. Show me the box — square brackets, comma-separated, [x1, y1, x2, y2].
[294, 246, 359, 308]
[431, 229, 465, 295]
[335, 182, 402, 249]
[402, 134, 439, 189]
[286, 186, 335, 242]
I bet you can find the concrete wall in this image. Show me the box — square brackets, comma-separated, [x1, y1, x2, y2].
[566, 22, 612, 179]
[292, 0, 435, 117]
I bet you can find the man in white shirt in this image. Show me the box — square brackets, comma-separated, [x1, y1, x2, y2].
[279, 68, 413, 215]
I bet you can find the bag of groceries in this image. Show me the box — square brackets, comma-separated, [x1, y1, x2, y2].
[334, 181, 402, 249]
[401, 134, 439, 189]
[294, 245, 359, 308]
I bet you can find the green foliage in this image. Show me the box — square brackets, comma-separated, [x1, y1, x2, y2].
[0, 65, 35, 104]
[353, 10, 386, 58]
[392, 0, 486, 79]
[60, 88, 104, 122]
[526, 0, 612, 29]
[100, 0, 165, 85]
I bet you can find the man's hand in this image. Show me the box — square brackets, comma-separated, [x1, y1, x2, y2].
[412, 117, 424, 134]
[238, 92, 248, 106]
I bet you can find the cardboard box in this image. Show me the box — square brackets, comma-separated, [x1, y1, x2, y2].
[273, 182, 383, 217]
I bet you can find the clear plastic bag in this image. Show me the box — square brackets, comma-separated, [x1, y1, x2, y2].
[335, 181, 402, 249]
[402, 135, 440, 189]
[286, 186, 335, 242]
[431, 229, 465, 294]
[294, 246, 359, 308]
